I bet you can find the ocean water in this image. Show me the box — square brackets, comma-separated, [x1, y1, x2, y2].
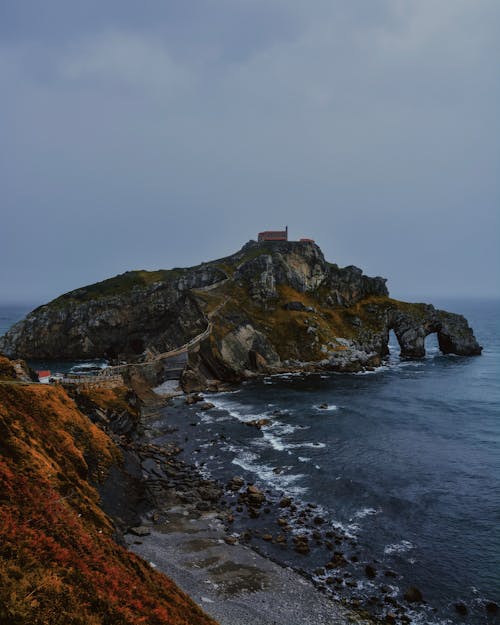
[164, 298, 499, 624]
[0, 303, 35, 338]
[2, 299, 499, 623]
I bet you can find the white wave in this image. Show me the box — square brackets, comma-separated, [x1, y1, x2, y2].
[231, 449, 307, 495]
[384, 540, 414, 555]
[270, 372, 304, 379]
[314, 404, 338, 411]
[329, 519, 360, 539]
[298, 456, 311, 463]
[352, 507, 380, 520]
[212, 388, 242, 397]
[261, 430, 286, 451]
[354, 365, 391, 375]
[403, 608, 452, 625]
[206, 397, 253, 422]
[198, 412, 214, 423]
[256, 421, 302, 451]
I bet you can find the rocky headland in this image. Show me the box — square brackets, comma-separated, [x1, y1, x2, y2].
[0, 240, 482, 391]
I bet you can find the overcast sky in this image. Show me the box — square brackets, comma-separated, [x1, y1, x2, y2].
[1, 0, 499, 305]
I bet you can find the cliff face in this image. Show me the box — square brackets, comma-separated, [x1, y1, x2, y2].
[0, 359, 217, 625]
[0, 266, 224, 360]
[0, 240, 481, 382]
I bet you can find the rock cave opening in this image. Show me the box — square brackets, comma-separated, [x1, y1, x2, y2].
[424, 332, 441, 358]
[388, 329, 401, 361]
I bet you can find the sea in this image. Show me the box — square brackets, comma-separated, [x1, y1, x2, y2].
[1, 298, 499, 624]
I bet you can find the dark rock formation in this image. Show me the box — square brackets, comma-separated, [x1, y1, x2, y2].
[0, 240, 481, 380]
[404, 586, 424, 603]
[386, 305, 482, 358]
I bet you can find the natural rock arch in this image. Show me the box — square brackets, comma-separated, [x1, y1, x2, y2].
[386, 306, 482, 359]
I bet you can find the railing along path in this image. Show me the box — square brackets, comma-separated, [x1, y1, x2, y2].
[99, 297, 229, 377]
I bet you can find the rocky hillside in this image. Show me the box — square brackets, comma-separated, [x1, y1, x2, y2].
[0, 241, 481, 385]
[0, 357, 217, 625]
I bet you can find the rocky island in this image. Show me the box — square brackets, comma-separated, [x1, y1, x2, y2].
[0, 240, 482, 389]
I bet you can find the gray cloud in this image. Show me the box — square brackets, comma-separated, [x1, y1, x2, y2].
[1, 0, 499, 303]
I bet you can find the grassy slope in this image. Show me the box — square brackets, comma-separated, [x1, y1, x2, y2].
[198, 283, 401, 362]
[0, 380, 217, 625]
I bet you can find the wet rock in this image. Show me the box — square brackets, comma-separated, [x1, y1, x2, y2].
[196, 501, 211, 511]
[404, 586, 424, 603]
[485, 601, 499, 614]
[245, 418, 271, 428]
[185, 393, 204, 405]
[198, 401, 215, 411]
[454, 602, 468, 616]
[128, 525, 150, 537]
[365, 564, 377, 579]
[227, 476, 245, 491]
[330, 552, 348, 567]
[279, 497, 292, 508]
[385, 613, 396, 624]
[246, 485, 266, 506]
[198, 485, 221, 502]
[384, 570, 397, 578]
[181, 369, 207, 394]
[293, 536, 310, 555]
[262, 534, 273, 542]
[318, 403, 328, 409]
[225, 536, 238, 545]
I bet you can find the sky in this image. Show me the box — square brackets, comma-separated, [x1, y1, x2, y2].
[1, 0, 499, 305]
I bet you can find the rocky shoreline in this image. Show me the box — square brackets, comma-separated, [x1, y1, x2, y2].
[107, 392, 378, 625]
[98, 386, 443, 625]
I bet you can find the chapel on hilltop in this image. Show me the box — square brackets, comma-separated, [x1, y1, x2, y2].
[257, 226, 314, 243]
[258, 226, 288, 242]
